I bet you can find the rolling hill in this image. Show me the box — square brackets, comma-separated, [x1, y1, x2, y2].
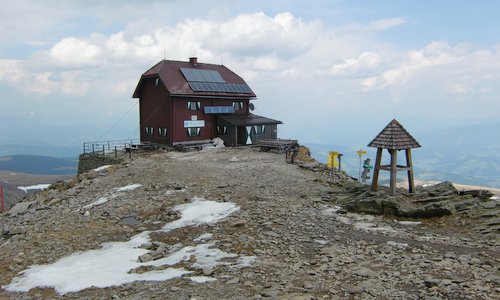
[0, 155, 77, 175]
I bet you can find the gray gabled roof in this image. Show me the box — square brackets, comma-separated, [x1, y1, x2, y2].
[218, 113, 282, 126]
[368, 119, 421, 150]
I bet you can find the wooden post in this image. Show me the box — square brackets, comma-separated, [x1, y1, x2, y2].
[0, 186, 4, 211]
[405, 149, 415, 193]
[234, 126, 238, 146]
[371, 148, 383, 191]
[390, 149, 398, 195]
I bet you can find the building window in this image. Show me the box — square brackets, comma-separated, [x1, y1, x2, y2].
[158, 128, 167, 137]
[187, 127, 201, 136]
[145, 127, 154, 136]
[233, 101, 244, 110]
[187, 101, 201, 111]
[217, 126, 227, 135]
[255, 125, 265, 134]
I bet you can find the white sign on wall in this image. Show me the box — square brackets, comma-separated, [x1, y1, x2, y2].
[184, 120, 205, 128]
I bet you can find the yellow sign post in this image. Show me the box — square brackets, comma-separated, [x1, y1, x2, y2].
[328, 151, 340, 169]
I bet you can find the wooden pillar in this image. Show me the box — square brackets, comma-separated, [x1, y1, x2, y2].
[234, 126, 238, 146]
[390, 149, 398, 195]
[405, 149, 415, 193]
[371, 148, 383, 191]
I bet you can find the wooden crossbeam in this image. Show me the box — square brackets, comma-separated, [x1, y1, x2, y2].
[370, 147, 416, 195]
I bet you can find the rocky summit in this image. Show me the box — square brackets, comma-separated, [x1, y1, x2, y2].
[1, 147, 499, 299]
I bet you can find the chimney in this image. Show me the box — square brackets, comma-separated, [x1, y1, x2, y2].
[189, 57, 198, 66]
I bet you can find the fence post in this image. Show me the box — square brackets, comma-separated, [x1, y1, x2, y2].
[108, 141, 110, 151]
[0, 186, 4, 212]
[102, 145, 105, 155]
[92, 144, 95, 155]
[115, 146, 117, 159]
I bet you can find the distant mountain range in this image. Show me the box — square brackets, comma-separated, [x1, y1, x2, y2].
[0, 155, 77, 175]
[1, 122, 499, 189]
[307, 122, 500, 189]
[0, 144, 81, 158]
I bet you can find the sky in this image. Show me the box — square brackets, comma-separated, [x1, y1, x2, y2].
[0, 0, 499, 150]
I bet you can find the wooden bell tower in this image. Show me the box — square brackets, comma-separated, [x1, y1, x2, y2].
[368, 119, 421, 195]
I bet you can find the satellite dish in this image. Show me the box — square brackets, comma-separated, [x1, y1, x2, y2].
[249, 103, 255, 111]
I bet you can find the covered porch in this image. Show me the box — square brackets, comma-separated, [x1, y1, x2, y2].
[216, 114, 282, 146]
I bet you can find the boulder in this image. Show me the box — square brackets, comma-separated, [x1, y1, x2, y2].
[458, 190, 494, 200]
[9, 201, 34, 216]
[423, 181, 457, 196]
[404, 201, 456, 218]
[345, 198, 401, 216]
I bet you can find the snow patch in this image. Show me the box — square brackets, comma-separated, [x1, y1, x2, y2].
[398, 221, 422, 226]
[354, 222, 396, 233]
[93, 165, 112, 172]
[321, 206, 342, 216]
[81, 183, 141, 210]
[236, 256, 257, 268]
[189, 276, 217, 283]
[161, 197, 239, 232]
[387, 241, 409, 250]
[3, 232, 188, 295]
[114, 184, 142, 192]
[5, 198, 248, 295]
[336, 216, 351, 225]
[82, 197, 108, 209]
[17, 184, 51, 193]
[314, 239, 328, 245]
[194, 233, 213, 242]
[165, 189, 186, 196]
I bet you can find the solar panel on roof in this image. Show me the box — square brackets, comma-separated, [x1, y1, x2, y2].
[188, 82, 253, 94]
[180, 68, 225, 83]
[204, 106, 235, 114]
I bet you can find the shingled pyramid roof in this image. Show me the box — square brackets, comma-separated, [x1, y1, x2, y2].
[368, 119, 421, 150]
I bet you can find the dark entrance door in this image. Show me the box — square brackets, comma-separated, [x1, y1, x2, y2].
[237, 126, 247, 145]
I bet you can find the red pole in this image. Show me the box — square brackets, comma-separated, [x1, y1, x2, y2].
[0, 186, 4, 212]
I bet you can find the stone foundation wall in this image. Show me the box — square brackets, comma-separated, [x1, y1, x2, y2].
[77, 154, 123, 174]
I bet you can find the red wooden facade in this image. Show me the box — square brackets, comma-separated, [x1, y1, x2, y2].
[133, 58, 281, 146]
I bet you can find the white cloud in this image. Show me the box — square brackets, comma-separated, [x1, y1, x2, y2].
[49, 37, 102, 66]
[328, 52, 380, 76]
[362, 41, 500, 94]
[339, 17, 408, 33]
[0, 60, 24, 83]
[368, 17, 407, 31]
